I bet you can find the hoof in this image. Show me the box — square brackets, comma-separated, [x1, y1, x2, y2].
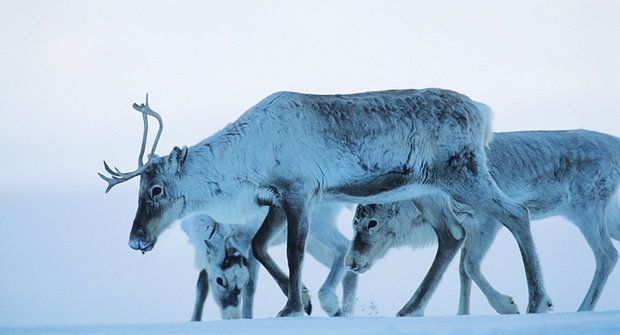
[318, 289, 342, 317]
[396, 307, 423, 317]
[277, 305, 305, 317]
[527, 295, 553, 313]
[302, 287, 313, 315]
[492, 295, 520, 314]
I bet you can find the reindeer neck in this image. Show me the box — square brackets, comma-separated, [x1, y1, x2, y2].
[391, 215, 437, 250]
[178, 137, 270, 223]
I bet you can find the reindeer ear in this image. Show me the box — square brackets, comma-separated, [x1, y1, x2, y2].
[169, 146, 188, 173]
[224, 236, 241, 257]
[204, 240, 216, 255]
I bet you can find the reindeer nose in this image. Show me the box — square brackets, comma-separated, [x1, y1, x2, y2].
[129, 238, 141, 250]
[349, 260, 359, 270]
[129, 228, 147, 250]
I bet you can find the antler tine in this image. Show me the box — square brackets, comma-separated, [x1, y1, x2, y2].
[98, 173, 128, 193]
[103, 160, 127, 177]
[103, 160, 146, 179]
[129, 94, 150, 167]
[98, 173, 123, 193]
[103, 160, 119, 176]
[138, 108, 149, 167]
[132, 93, 164, 161]
[99, 161, 147, 192]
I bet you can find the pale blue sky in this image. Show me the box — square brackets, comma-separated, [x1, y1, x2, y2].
[0, 0, 618, 326]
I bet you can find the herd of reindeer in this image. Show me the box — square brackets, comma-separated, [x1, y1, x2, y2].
[99, 88, 620, 321]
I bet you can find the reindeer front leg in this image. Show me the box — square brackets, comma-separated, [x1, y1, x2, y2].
[241, 251, 260, 318]
[191, 269, 209, 321]
[397, 225, 462, 316]
[278, 194, 310, 317]
[252, 204, 312, 316]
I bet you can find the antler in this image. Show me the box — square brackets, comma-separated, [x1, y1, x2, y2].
[98, 94, 164, 193]
[132, 94, 163, 165]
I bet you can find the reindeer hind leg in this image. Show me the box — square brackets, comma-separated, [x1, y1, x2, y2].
[570, 205, 618, 311]
[458, 219, 516, 314]
[447, 171, 552, 313]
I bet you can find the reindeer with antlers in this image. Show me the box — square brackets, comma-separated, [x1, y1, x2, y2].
[100, 89, 552, 316]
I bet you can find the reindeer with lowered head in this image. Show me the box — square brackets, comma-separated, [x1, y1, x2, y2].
[346, 130, 620, 315]
[100, 89, 552, 316]
[181, 202, 357, 320]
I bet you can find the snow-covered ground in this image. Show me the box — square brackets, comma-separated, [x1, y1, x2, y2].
[3, 311, 619, 335]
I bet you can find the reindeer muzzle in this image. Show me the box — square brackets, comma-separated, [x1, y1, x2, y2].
[128, 227, 156, 253]
[345, 254, 371, 274]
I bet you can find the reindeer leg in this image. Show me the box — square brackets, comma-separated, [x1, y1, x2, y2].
[252, 206, 288, 291]
[342, 270, 359, 316]
[191, 269, 209, 321]
[459, 219, 516, 314]
[306, 205, 358, 316]
[241, 252, 260, 318]
[277, 194, 310, 317]
[332, 229, 359, 316]
[570, 205, 618, 311]
[447, 171, 552, 314]
[457, 244, 472, 315]
[397, 197, 463, 316]
[251, 205, 312, 315]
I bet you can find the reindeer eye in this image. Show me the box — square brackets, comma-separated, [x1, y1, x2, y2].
[216, 277, 225, 287]
[150, 186, 163, 197]
[368, 220, 378, 229]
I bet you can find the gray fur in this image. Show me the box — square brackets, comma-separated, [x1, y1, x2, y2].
[105, 89, 551, 316]
[348, 130, 620, 315]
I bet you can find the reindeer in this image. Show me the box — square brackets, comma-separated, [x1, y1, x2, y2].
[99, 89, 552, 316]
[181, 203, 358, 320]
[346, 130, 620, 315]
[181, 214, 259, 321]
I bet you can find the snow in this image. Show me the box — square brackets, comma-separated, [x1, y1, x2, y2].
[3, 311, 619, 335]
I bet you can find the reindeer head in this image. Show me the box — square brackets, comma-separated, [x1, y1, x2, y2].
[204, 235, 251, 319]
[345, 202, 419, 273]
[99, 95, 190, 253]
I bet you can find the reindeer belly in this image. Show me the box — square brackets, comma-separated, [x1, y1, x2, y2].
[506, 187, 570, 219]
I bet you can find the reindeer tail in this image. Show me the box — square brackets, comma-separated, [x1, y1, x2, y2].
[607, 136, 620, 241]
[607, 192, 620, 241]
[472, 101, 494, 148]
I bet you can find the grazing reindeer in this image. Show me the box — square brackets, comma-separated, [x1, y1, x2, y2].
[346, 130, 620, 315]
[181, 203, 358, 320]
[99, 89, 552, 316]
[346, 192, 467, 316]
[181, 215, 259, 321]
